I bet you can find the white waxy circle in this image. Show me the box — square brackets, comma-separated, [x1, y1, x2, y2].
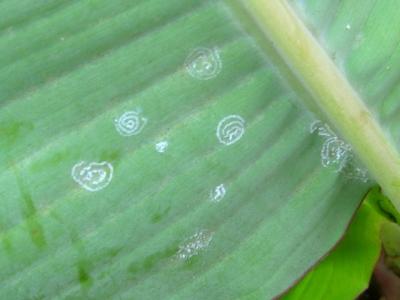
[114, 109, 147, 136]
[72, 161, 113, 192]
[216, 115, 246, 146]
[185, 47, 222, 80]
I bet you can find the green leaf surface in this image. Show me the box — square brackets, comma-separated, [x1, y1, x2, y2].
[291, 0, 400, 150]
[282, 190, 386, 300]
[0, 1, 398, 299]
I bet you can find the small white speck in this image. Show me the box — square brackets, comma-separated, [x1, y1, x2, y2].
[60, 37, 65, 41]
[210, 184, 226, 202]
[177, 230, 213, 260]
[155, 141, 168, 153]
[346, 24, 351, 30]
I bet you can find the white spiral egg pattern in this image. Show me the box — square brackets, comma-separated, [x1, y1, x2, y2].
[320, 138, 351, 169]
[114, 110, 147, 136]
[185, 47, 222, 80]
[71, 161, 113, 192]
[311, 120, 368, 182]
[216, 115, 246, 146]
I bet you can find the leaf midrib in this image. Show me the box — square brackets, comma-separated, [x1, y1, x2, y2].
[228, 0, 400, 211]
